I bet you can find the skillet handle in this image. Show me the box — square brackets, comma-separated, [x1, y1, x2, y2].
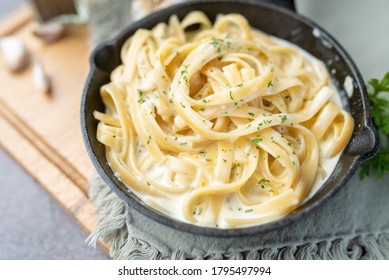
[348, 123, 380, 162]
[256, 0, 296, 11]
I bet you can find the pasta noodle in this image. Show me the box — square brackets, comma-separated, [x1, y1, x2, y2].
[94, 11, 354, 228]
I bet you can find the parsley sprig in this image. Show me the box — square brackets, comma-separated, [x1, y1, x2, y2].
[359, 72, 389, 180]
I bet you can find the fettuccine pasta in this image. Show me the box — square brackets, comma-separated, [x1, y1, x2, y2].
[94, 11, 354, 228]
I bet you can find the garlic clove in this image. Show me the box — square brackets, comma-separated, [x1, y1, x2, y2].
[0, 36, 29, 72]
[32, 61, 51, 94]
[33, 23, 65, 43]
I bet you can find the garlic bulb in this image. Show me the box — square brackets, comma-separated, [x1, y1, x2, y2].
[0, 36, 29, 72]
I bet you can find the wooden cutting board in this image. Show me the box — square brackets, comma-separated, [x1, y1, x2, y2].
[0, 7, 108, 253]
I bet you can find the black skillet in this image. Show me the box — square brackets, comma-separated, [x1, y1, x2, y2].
[81, 0, 379, 237]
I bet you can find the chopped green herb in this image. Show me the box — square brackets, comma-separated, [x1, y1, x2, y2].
[248, 112, 255, 117]
[258, 178, 271, 188]
[279, 115, 287, 123]
[251, 138, 262, 144]
[210, 38, 224, 47]
[210, 38, 224, 53]
[180, 65, 189, 76]
[264, 119, 272, 124]
[244, 209, 253, 213]
[268, 80, 273, 87]
[146, 136, 151, 145]
[229, 90, 234, 100]
[236, 83, 243, 88]
[193, 208, 199, 215]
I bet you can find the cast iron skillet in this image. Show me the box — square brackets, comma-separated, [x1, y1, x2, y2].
[81, 0, 379, 237]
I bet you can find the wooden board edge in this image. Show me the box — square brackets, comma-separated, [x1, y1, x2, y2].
[0, 113, 110, 256]
[0, 98, 88, 194]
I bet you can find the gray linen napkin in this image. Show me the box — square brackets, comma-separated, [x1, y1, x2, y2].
[87, 0, 389, 259]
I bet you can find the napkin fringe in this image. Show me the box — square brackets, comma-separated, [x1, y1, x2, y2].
[87, 177, 389, 260]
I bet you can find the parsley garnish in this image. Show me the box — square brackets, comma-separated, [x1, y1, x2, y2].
[359, 72, 389, 180]
[193, 208, 199, 215]
[279, 115, 287, 123]
[137, 88, 144, 103]
[180, 65, 189, 77]
[258, 178, 270, 188]
[229, 90, 234, 100]
[210, 38, 224, 53]
[248, 112, 255, 117]
[268, 80, 273, 87]
[251, 138, 262, 144]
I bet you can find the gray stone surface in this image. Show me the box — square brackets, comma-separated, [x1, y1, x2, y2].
[0, 149, 107, 259]
[0, 1, 107, 260]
